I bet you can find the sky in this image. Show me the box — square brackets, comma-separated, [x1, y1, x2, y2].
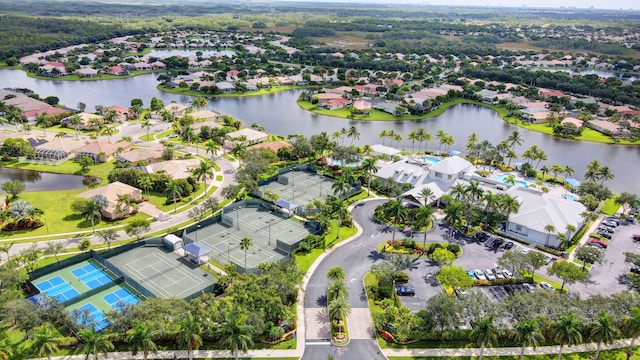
[274, 0, 637, 10]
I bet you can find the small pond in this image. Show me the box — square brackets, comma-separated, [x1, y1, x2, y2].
[0, 168, 90, 192]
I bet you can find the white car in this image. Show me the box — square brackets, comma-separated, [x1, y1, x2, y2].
[493, 269, 505, 279]
[474, 269, 487, 281]
[540, 282, 555, 291]
[502, 269, 513, 278]
[485, 269, 496, 281]
[520, 248, 530, 254]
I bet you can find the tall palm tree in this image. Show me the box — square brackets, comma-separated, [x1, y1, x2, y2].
[331, 177, 351, 198]
[218, 310, 254, 360]
[78, 327, 114, 360]
[590, 312, 619, 360]
[407, 129, 419, 153]
[31, 323, 62, 360]
[328, 296, 351, 330]
[507, 130, 524, 151]
[165, 181, 182, 213]
[466, 132, 479, 155]
[35, 113, 51, 136]
[551, 312, 583, 360]
[418, 187, 435, 207]
[177, 314, 202, 360]
[385, 199, 406, 242]
[191, 160, 214, 193]
[585, 159, 601, 183]
[470, 316, 501, 360]
[102, 126, 116, 142]
[69, 114, 82, 140]
[415, 205, 435, 254]
[141, 118, 153, 139]
[564, 165, 574, 179]
[544, 224, 556, 247]
[360, 157, 379, 196]
[597, 166, 614, 185]
[81, 199, 103, 234]
[126, 322, 159, 360]
[347, 126, 360, 145]
[327, 279, 349, 301]
[378, 130, 388, 145]
[624, 307, 640, 360]
[239, 237, 253, 272]
[326, 266, 346, 282]
[514, 318, 544, 360]
[204, 139, 220, 159]
[137, 176, 153, 200]
[190, 96, 209, 109]
[418, 128, 431, 153]
[435, 129, 446, 154]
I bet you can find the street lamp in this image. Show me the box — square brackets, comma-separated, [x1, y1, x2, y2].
[227, 242, 234, 264]
[236, 206, 242, 230]
[195, 224, 201, 243]
[266, 219, 274, 246]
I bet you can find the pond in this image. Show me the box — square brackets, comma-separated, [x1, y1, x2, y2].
[0, 168, 89, 192]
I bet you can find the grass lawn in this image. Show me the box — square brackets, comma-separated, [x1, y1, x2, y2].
[387, 348, 640, 359]
[295, 222, 357, 273]
[25, 69, 162, 81]
[158, 84, 298, 97]
[0, 158, 114, 185]
[140, 128, 173, 141]
[601, 197, 621, 216]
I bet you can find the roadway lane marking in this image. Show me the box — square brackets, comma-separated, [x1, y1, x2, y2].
[306, 341, 331, 345]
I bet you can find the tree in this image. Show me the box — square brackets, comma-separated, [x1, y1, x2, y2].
[616, 192, 638, 215]
[436, 265, 473, 290]
[31, 323, 62, 360]
[431, 248, 455, 266]
[0, 180, 25, 200]
[548, 261, 587, 292]
[78, 327, 114, 360]
[177, 314, 202, 360]
[240, 237, 253, 272]
[574, 246, 604, 271]
[141, 118, 152, 139]
[81, 199, 104, 234]
[204, 139, 220, 159]
[526, 251, 548, 278]
[126, 322, 159, 360]
[623, 307, 640, 360]
[218, 310, 254, 360]
[470, 316, 501, 360]
[149, 97, 164, 112]
[360, 157, 379, 196]
[165, 181, 182, 213]
[102, 126, 116, 142]
[327, 266, 346, 282]
[419, 293, 461, 334]
[43, 242, 64, 264]
[69, 114, 82, 140]
[35, 112, 51, 136]
[551, 312, 583, 360]
[514, 318, 544, 360]
[328, 296, 351, 326]
[125, 219, 151, 242]
[96, 229, 118, 250]
[137, 176, 153, 201]
[78, 155, 93, 174]
[544, 224, 556, 247]
[191, 160, 214, 192]
[190, 96, 209, 109]
[415, 205, 435, 254]
[590, 311, 619, 360]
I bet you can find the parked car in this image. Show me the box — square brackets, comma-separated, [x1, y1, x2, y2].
[503, 241, 514, 250]
[540, 282, 555, 291]
[396, 287, 416, 296]
[633, 234, 640, 241]
[596, 231, 612, 240]
[466, 270, 477, 281]
[589, 239, 608, 248]
[602, 220, 618, 228]
[520, 247, 530, 254]
[630, 267, 640, 275]
[523, 283, 538, 292]
[493, 269, 505, 279]
[627, 215, 637, 224]
[485, 269, 496, 281]
[492, 239, 504, 248]
[502, 269, 513, 278]
[475, 232, 490, 242]
[597, 226, 615, 234]
[606, 216, 620, 225]
[454, 288, 469, 297]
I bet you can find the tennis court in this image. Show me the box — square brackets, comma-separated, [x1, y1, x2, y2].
[186, 205, 312, 272]
[259, 169, 340, 207]
[34, 276, 80, 303]
[106, 246, 216, 299]
[72, 263, 114, 290]
[75, 303, 109, 332]
[103, 288, 139, 307]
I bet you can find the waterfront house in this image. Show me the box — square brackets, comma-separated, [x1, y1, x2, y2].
[79, 181, 142, 219]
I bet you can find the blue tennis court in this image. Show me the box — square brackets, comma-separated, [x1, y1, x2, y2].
[102, 288, 139, 308]
[72, 263, 114, 290]
[34, 276, 80, 302]
[76, 303, 109, 332]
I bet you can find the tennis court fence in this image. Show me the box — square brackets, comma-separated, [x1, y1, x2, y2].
[92, 251, 155, 300]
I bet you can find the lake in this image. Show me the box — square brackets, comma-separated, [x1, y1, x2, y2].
[0, 168, 88, 192]
[1, 68, 638, 194]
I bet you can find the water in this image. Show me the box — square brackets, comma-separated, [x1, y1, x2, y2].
[1, 68, 638, 194]
[146, 49, 235, 59]
[494, 174, 529, 188]
[563, 194, 578, 201]
[330, 159, 363, 167]
[423, 156, 441, 165]
[0, 168, 88, 192]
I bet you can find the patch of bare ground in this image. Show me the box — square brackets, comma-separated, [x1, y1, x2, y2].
[315, 33, 370, 50]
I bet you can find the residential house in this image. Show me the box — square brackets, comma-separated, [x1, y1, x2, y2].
[587, 119, 622, 135]
[319, 98, 349, 110]
[61, 112, 105, 130]
[353, 100, 372, 114]
[140, 159, 200, 179]
[75, 140, 132, 163]
[77, 68, 98, 78]
[117, 145, 164, 165]
[224, 128, 268, 148]
[33, 138, 87, 162]
[105, 66, 128, 76]
[79, 181, 142, 219]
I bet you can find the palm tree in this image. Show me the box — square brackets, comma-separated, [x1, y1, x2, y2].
[435, 129, 446, 154]
[408, 129, 419, 153]
[177, 314, 202, 360]
[378, 129, 388, 145]
[551, 312, 583, 360]
[218, 310, 254, 360]
[550, 164, 564, 181]
[102, 126, 116, 142]
[419, 187, 435, 207]
[514, 318, 544, 360]
[328, 296, 351, 329]
[240, 237, 253, 272]
[418, 128, 431, 153]
[35, 113, 51, 136]
[624, 307, 640, 360]
[466, 132, 479, 155]
[415, 205, 435, 254]
[597, 166, 614, 185]
[81, 199, 103, 234]
[69, 114, 82, 140]
[360, 157, 379, 196]
[585, 159, 601, 183]
[204, 139, 220, 159]
[327, 279, 349, 301]
[590, 312, 619, 360]
[470, 316, 501, 360]
[78, 327, 114, 360]
[191, 160, 214, 193]
[565, 224, 577, 242]
[126, 322, 158, 360]
[443, 202, 464, 229]
[190, 96, 209, 109]
[141, 118, 153, 139]
[385, 199, 406, 242]
[137, 176, 153, 200]
[331, 176, 351, 198]
[507, 130, 524, 151]
[165, 181, 182, 213]
[347, 126, 360, 145]
[31, 323, 62, 360]
[544, 224, 556, 247]
[326, 266, 346, 282]
[563, 165, 574, 179]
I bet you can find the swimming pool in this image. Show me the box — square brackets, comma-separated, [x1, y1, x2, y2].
[423, 156, 441, 165]
[493, 174, 529, 188]
[331, 158, 363, 167]
[563, 194, 577, 201]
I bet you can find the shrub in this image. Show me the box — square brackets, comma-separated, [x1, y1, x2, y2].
[535, 245, 566, 257]
[402, 238, 416, 249]
[378, 284, 394, 299]
[447, 244, 461, 254]
[393, 271, 409, 283]
[428, 243, 442, 254]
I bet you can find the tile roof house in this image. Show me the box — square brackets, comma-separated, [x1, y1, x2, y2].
[79, 181, 142, 219]
[75, 140, 132, 163]
[224, 128, 268, 147]
[320, 98, 349, 110]
[587, 119, 622, 135]
[117, 145, 164, 164]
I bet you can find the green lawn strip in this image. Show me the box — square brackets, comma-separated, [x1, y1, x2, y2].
[140, 128, 173, 141]
[386, 347, 638, 360]
[295, 222, 357, 273]
[531, 273, 564, 290]
[572, 258, 592, 270]
[601, 197, 621, 216]
[25, 69, 163, 81]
